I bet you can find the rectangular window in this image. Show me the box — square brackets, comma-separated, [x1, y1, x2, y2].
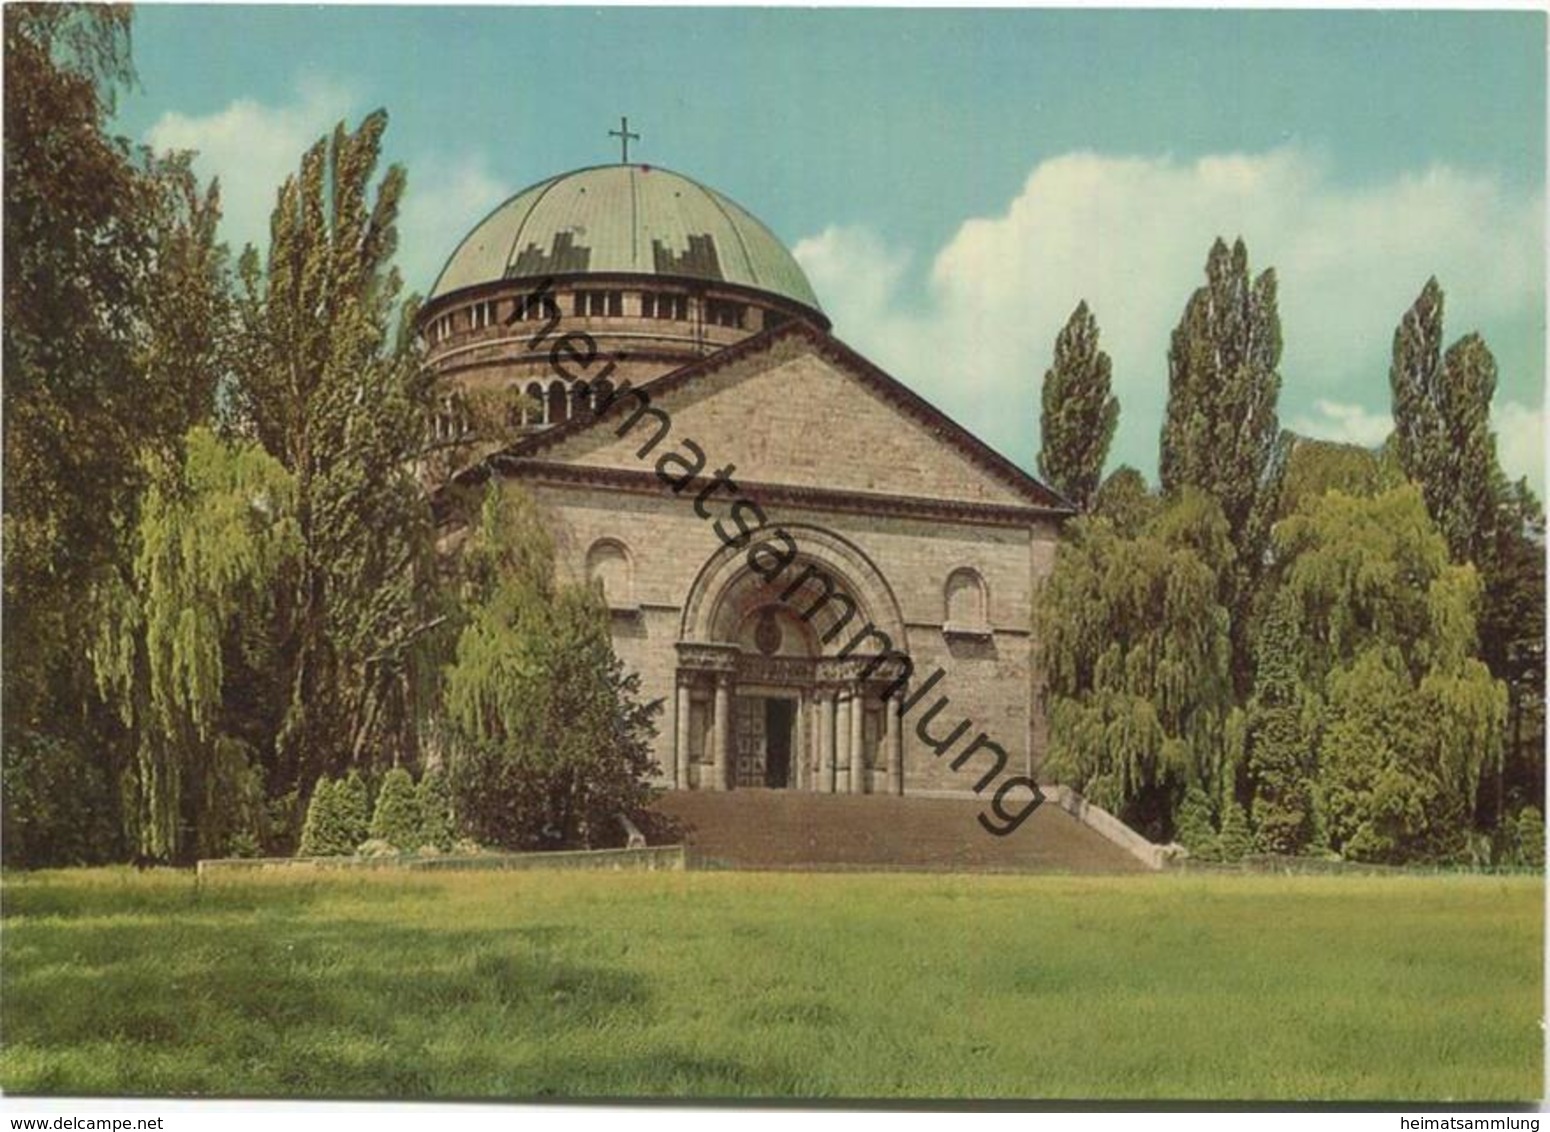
[706, 299, 746, 329]
[574, 291, 622, 318]
[641, 293, 688, 320]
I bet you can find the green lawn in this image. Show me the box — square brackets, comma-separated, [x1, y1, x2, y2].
[0, 868, 1541, 1101]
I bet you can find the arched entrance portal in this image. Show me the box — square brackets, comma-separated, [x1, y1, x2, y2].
[671, 524, 910, 795]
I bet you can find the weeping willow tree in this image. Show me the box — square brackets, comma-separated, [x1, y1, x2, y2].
[1274, 485, 1506, 862]
[94, 428, 300, 860]
[442, 486, 661, 851]
[1038, 489, 1240, 841]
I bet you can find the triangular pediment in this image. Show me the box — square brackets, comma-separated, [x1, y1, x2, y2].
[492, 325, 1068, 514]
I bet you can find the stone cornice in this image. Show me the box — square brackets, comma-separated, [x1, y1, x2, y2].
[494, 457, 1064, 529]
[482, 320, 1077, 516]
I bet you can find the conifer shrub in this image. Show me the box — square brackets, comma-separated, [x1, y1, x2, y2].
[369, 768, 423, 852]
[298, 778, 351, 857]
[416, 769, 455, 852]
[336, 770, 372, 851]
[1175, 785, 1220, 860]
[1218, 799, 1253, 862]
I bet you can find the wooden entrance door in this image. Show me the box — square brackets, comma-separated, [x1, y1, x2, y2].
[733, 696, 766, 788]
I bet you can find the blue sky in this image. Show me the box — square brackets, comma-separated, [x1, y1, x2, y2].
[114, 6, 1547, 491]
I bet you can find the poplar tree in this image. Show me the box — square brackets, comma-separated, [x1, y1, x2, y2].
[1388, 278, 1543, 825]
[1389, 279, 1512, 568]
[1160, 238, 1290, 692]
[1388, 279, 1450, 540]
[1038, 301, 1119, 511]
[232, 111, 444, 799]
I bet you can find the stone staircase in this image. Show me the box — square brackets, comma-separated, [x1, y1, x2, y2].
[651, 789, 1147, 873]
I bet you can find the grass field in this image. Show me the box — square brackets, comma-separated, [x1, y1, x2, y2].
[0, 868, 1541, 1101]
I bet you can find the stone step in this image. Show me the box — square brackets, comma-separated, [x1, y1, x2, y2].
[650, 789, 1146, 873]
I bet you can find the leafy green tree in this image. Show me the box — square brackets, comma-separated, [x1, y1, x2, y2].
[0, 731, 123, 867]
[1317, 653, 1462, 863]
[1092, 466, 1158, 539]
[1160, 237, 1290, 693]
[231, 110, 444, 800]
[444, 487, 662, 850]
[1039, 490, 1238, 839]
[1038, 301, 1119, 511]
[1247, 590, 1315, 855]
[1515, 806, 1544, 868]
[1276, 437, 1394, 521]
[369, 767, 422, 851]
[4, 6, 234, 863]
[1276, 486, 1506, 862]
[1476, 476, 1546, 823]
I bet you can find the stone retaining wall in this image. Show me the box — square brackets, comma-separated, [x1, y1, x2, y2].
[196, 844, 686, 877]
[1046, 785, 1181, 871]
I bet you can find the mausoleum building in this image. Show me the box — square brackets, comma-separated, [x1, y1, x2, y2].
[419, 161, 1071, 811]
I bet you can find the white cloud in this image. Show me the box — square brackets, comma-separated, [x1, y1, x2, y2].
[791, 226, 913, 334]
[1494, 400, 1547, 495]
[398, 154, 509, 296]
[1288, 400, 1393, 449]
[144, 79, 356, 256]
[144, 84, 513, 301]
[794, 148, 1544, 489]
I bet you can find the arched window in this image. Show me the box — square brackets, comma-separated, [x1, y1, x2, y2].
[524, 382, 546, 426]
[548, 381, 569, 424]
[944, 567, 989, 633]
[586, 538, 633, 608]
[434, 392, 468, 441]
[570, 381, 591, 418]
[593, 378, 614, 411]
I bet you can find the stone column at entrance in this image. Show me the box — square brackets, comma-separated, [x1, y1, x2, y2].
[835, 693, 852, 794]
[795, 693, 808, 791]
[673, 678, 692, 790]
[819, 692, 836, 794]
[711, 675, 731, 791]
[886, 695, 904, 795]
[849, 687, 866, 795]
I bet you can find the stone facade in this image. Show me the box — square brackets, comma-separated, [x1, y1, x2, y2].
[474, 325, 1068, 798]
[423, 163, 1072, 806]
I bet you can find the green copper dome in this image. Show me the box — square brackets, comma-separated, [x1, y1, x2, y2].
[429, 164, 822, 314]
